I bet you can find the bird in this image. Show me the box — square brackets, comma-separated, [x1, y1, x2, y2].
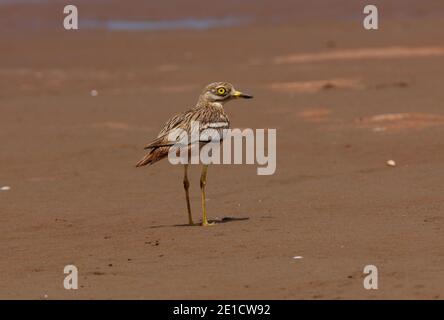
[136, 82, 253, 226]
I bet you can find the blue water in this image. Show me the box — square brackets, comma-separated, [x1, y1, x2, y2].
[81, 17, 251, 31]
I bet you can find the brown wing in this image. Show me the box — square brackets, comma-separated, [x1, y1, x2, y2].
[136, 110, 192, 167]
[136, 106, 230, 167]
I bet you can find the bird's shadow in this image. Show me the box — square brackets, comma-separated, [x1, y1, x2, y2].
[149, 216, 250, 229]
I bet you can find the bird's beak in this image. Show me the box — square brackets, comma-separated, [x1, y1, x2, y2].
[232, 90, 253, 99]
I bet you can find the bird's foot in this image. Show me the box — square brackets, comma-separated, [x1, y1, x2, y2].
[202, 220, 215, 227]
[188, 219, 198, 226]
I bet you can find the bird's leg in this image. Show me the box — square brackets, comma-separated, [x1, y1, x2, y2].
[200, 165, 214, 226]
[183, 164, 194, 225]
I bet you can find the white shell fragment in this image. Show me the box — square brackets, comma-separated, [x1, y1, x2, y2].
[386, 160, 396, 167]
[292, 256, 303, 260]
[90, 89, 98, 97]
[1, 186, 11, 191]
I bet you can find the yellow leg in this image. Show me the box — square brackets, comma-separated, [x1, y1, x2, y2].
[200, 165, 214, 226]
[183, 164, 194, 225]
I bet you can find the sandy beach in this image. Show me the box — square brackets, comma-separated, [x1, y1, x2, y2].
[1, 0, 444, 299]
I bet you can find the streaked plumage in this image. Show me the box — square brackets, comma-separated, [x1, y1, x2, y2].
[136, 82, 253, 226]
[136, 101, 230, 167]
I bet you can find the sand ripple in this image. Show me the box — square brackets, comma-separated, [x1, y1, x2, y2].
[270, 78, 362, 93]
[274, 46, 444, 64]
[357, 113, 444, 131]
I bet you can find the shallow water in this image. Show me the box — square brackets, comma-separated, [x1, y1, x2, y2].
[81, 16, 251, 31]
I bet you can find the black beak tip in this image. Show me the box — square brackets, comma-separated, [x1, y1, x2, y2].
[242, 94, 253, 99]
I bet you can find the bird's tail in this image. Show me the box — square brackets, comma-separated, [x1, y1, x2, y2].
[135, 152, 156, 167]
[136, 148, 168, 167]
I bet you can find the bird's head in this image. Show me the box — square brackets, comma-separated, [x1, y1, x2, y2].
[199, 82, 253, 105]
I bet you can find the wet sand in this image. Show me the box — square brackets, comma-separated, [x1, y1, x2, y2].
[1, 1, 444, 299]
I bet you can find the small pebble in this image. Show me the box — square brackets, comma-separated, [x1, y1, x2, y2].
[292, 256, 303, 260]
[387, 160, 396, 167]
[90, 89, 98, 97]
[1, 186, 11, 191]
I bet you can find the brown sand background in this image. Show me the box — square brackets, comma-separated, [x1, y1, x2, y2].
[1, 0, 444, 299]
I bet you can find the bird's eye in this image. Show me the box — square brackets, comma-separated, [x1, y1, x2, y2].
[216, 87, 226, 95]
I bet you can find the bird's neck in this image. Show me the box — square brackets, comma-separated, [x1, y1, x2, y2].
[195, 99, 225, 110]
[209, 101, 224, 109]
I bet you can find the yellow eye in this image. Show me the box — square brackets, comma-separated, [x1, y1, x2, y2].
[217, 87, 226, 95]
